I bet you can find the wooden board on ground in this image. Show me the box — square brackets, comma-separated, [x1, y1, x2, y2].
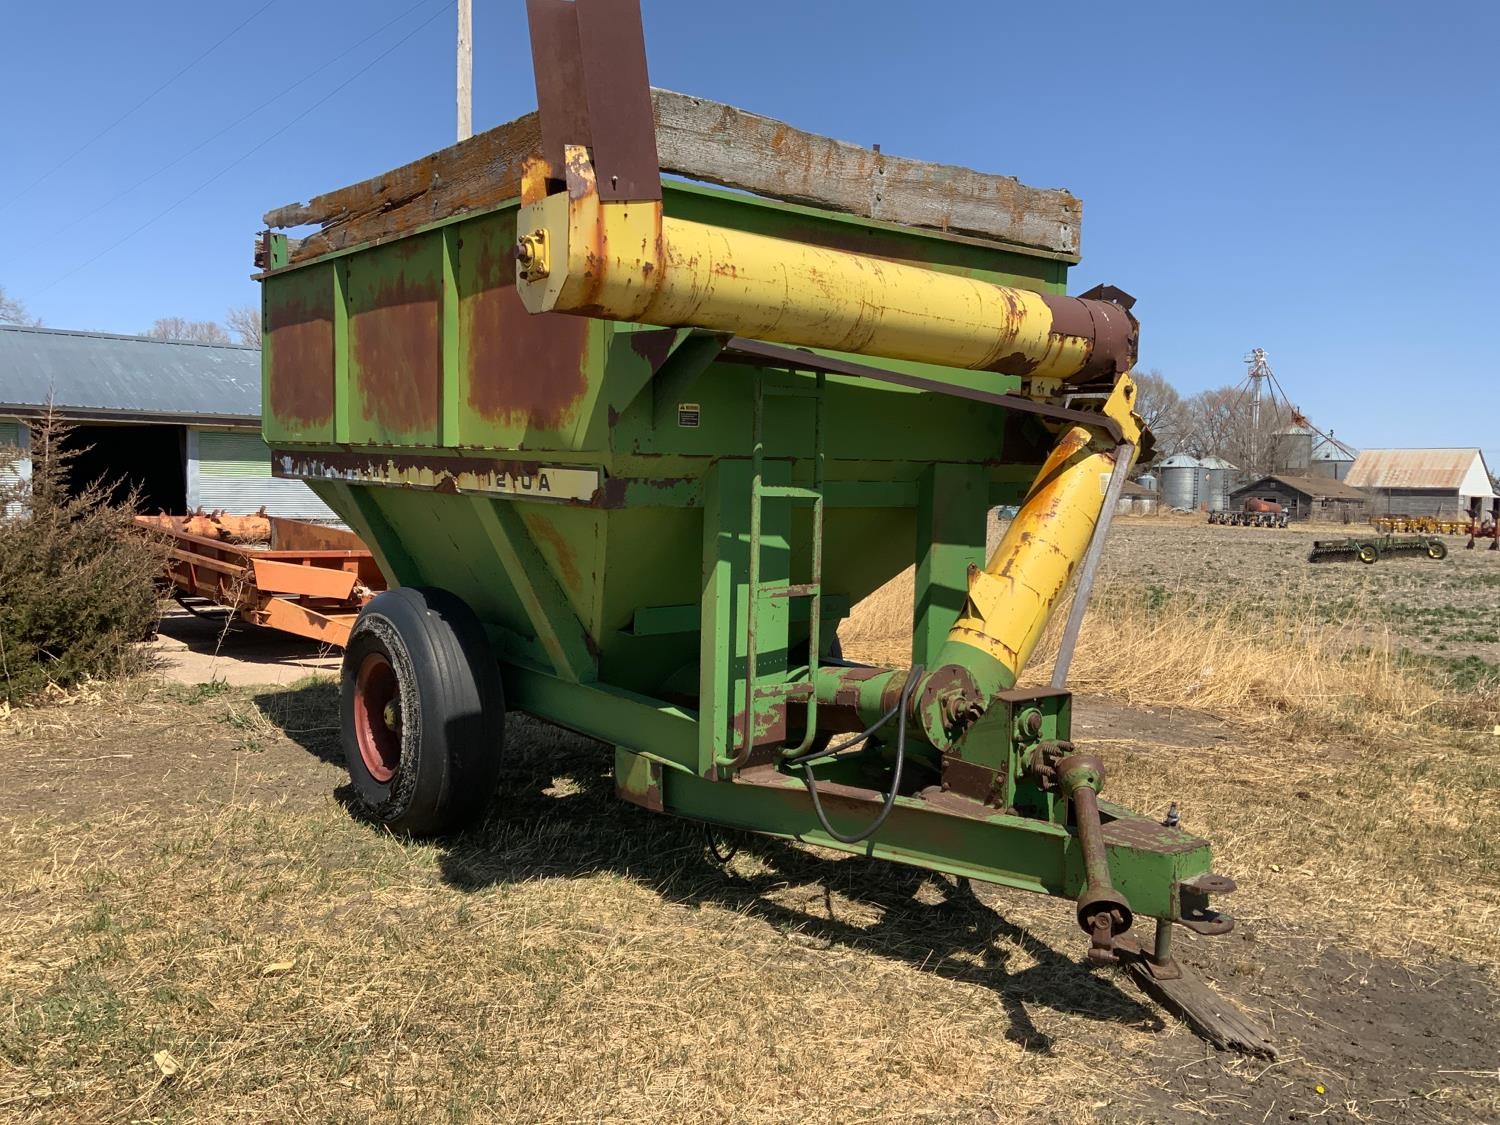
[261, 88, 1081, 269]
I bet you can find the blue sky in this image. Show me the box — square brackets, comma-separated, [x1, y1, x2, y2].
[3, 1, 1497, 468]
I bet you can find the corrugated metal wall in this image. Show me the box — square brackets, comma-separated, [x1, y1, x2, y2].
[188, 428, 338, 521]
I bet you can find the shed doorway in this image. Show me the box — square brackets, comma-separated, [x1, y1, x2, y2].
[63, 423, 187, 514]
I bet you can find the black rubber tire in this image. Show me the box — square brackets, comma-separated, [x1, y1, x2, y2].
[1427, 540, 1448, 560]
[340, 587, 505, 835]
[1357, 544, 1378, 564]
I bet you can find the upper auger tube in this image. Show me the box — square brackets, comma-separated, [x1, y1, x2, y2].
[514, 146, 1138, 385]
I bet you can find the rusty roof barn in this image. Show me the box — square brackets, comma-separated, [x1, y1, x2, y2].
[1345, 448, 1495, 519]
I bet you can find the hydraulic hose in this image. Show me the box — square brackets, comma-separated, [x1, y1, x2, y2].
[787, 664, 923, 845]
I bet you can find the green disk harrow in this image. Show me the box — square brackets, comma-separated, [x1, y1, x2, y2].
[1308, 535, 1449, 563]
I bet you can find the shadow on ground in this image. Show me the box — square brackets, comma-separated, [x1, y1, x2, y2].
[254, 677, 343, 765]
[254, 683, 1162, 1053]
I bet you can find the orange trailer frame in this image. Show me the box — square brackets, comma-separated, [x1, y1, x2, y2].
[140, 516, 384, 646]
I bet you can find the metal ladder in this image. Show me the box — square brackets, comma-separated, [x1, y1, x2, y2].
[718, 371, 826, 769]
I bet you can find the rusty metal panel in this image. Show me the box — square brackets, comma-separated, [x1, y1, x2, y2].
[347, 235, 442, 446]
[250, 557, 359, 600]
[457, 211, 595, 449]
[264, 263, 335, 442]
[524, 0, 660, 202]
[573, 0, 660, 201]
[526, 0, 592, 179]
[256, 597, 357, 646]
[1345, 448, 1486, 492]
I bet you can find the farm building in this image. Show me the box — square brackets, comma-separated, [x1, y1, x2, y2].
[0, 325, 334, 519]
[1345, 448, 1496, 519]
[1117, 478, 1159, 515]
[1227, 473, 1369, 523]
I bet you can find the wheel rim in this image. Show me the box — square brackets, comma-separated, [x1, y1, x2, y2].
[354, 652, 402, 783]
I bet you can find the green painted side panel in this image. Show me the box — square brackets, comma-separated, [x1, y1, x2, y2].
[914, 464, 990, 668]
[253, 173, 1221, 922]
[455, 210, 607, 451]
[346, 235, 444, 446]
[263, 261, 337, 444]
[515, 502, 604, 639]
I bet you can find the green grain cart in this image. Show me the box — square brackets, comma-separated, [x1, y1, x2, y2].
[255, 0, 1269, 1055]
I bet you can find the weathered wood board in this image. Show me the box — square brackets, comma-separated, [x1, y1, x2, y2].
[651, 92, 1080, 259]
[261, 88, 1081, 269]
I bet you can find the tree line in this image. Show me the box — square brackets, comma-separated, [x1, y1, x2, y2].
[1132, 369, 1310, 471]
[0, 284, 259, 347]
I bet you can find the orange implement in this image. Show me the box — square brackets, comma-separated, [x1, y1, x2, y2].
[137, 515, 384, 647]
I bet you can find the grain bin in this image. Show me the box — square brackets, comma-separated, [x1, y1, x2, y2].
[1310, 435, 1356, 481]
[1198, 457, 1236, 512]
[1157, 453, 1202, 510]
[1272, 422, 1314, 473]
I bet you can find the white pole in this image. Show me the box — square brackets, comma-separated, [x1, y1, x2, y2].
[457, 0, 473, 141]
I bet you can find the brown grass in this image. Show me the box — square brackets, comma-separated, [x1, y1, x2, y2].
[843, 519, 1498, 737]
[0, 688, 1174, 1124]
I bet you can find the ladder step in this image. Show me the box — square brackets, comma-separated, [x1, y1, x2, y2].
[757, 485, 822, 501]
[757, 582, 820, 599]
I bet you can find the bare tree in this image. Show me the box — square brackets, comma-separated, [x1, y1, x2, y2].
[1129, 368, 1188, 458]
[0, 284, 42, 326]
[1180, 384, 1292, 472]
[145, 317, 230, 344]
[225, 305, 261, 348]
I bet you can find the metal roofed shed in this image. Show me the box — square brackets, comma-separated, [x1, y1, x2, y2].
[1345, 448, 1496, 519]
[1228, 473, 1370, 523]
[0, 325, 334, 520]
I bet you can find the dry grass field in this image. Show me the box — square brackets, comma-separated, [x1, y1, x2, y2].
[2, 518, 1497, 1123]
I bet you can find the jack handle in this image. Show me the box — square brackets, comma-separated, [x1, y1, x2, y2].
[1057, 752, 1134, 964]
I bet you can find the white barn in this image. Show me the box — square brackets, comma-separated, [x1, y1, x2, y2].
[1345, 447, 1496, 519]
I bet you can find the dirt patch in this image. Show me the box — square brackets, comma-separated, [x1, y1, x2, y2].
[1071, 693, 1237, 749]
[149, 607, 341, 688]
[1125, 938, 1499, 1123]
[2, 677, 342, 822]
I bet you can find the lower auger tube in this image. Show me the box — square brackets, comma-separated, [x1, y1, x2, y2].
[788, 665, 924, 845]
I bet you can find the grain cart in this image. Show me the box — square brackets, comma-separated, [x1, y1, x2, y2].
[255, 0, 1269, 1056]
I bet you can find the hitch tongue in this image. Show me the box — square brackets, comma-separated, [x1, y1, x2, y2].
[1057, 753, 1134, 964]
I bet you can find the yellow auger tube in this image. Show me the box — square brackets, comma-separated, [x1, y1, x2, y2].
[516, 147, 1137, 383]
[939, 376, 1143, 684]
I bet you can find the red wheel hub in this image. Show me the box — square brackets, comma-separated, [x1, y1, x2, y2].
[354, 652, 402, 783]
